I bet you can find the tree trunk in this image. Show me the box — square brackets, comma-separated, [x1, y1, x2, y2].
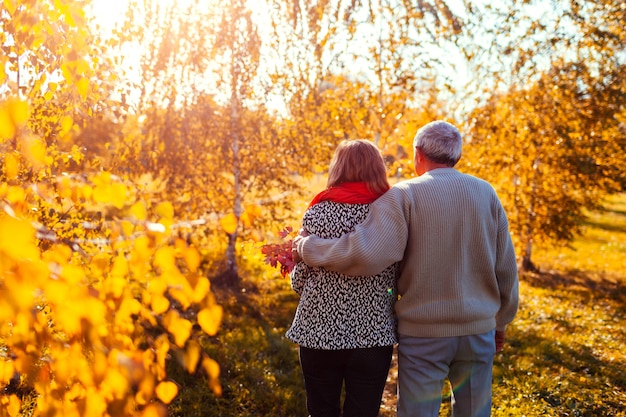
[521, 170, 539, 273]
[520, 238, 537, 272]
[224, 57, 242, 286]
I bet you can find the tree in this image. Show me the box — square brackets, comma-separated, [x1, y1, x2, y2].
[465, 61, 626, 271]
[1, 2, 223, 414]
[266, 0, 466, 175]
[104, 0, 304, 285]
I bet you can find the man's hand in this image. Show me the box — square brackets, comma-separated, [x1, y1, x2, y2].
[495, 330, 506, 353]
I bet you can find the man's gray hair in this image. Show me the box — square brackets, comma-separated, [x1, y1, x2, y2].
[412, 121, 462, 167]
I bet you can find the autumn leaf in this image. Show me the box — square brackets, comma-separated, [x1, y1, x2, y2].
[3, 153, 19, 179]
[220, 213, 238, 234]
[130, 201, 148, 221]
[0, 99, 29, 141]
[183, 340, 202, 373]
[0, 360, 15, 385]
[0, 216, 39, 261]
[202, 357, 222, 396]
[141, 403, 168, 417]
[197, 305, 223, 336]
[163, 310, 192, 347]
[155, 380, 179, 404]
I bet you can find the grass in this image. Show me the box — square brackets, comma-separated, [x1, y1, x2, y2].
[166, 193, 626, 416]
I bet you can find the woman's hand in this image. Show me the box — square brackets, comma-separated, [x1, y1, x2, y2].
[291, 228, 310, 263]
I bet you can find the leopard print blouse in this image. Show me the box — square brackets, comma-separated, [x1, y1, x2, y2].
[286, 200, 399, 350]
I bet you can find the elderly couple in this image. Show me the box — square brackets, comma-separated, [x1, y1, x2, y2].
[287, 121, 520, 417]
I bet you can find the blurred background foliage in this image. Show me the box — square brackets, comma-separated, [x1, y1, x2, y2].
[1, 0, 625, 415]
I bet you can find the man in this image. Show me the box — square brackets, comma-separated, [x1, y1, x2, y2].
[293, 120, 519, 417]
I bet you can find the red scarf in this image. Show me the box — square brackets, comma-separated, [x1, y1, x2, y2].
[308, 182, 387, 208]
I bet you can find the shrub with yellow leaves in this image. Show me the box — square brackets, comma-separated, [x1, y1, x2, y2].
[0, 99, 222, 417]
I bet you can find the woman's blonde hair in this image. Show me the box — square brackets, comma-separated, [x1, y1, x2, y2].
[327, 140, 390, 194]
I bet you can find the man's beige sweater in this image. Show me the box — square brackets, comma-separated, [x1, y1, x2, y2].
[297, 168, 519, 338]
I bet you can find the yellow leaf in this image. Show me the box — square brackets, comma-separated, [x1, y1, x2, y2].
[6, 185, 25, 204]
[168, 287, 191, 310]
[111, 253, 128, 278]
[81, 184, 93, 200]
[246, 204, 262, 217]
[201, 357, 222, 396]
[155, 335, 170, 378]
[21, 136, 47, 168]
[240, 211, 252, 228]
[141, 403, 167, 417]
[0, 216, 39, 260]
[121, 220, 134, 236]
[61, 265, 84, 285]
[84, 389, 107, 416]
[150, 293, 170, 315]
[243, 204, 262, 226]
[155, 381, 178, 404]
[183, 340, 201, 374]
[105, 277, 127, 299]
[110, 182, 128, 209]
[130, 201, 147, 221]
[163, 310, 192, 347]
[0, 99, 30, 140]
[4, 0, 17, 14]
[102, 367, 129, 400]
[0, 106, 14, 140]
[135, 376, 155, 405]
[155, 201, 174, 219]
[2, 394, 21, 417]
[4, 153, 19, 179]
[9, 100, 30, 126]
[197, 305, 223, 336]
[77, 77, 89, 100]
[202, 357, 220, 379]
[220, 213, 238, 234]
[191, 277, 210, 303]
[153, 247, 176, 272]
[132, 235, 151, 262]
[183, 246, 200, 272]
[60, 115, 73, 136]
[0, 360, 15, 384]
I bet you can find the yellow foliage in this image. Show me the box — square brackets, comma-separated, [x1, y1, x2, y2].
[183, 340, 202, 373]
[0, 108, 224, 417]
[0, 216, 39, 261]
[3, 153, 19, 179]
[20, 136, 47, 169]
[141, 403, 167, 417]
[0, 99, 30, 141]
[150, 293, 170, 315]
[183, 246, 201, 272]
[163, 310, 192, 347]
[0, 394, 21, 417]
[130, 200, 148, 221]
[155, 201, 174, 220]
[0, 360, 15, 385]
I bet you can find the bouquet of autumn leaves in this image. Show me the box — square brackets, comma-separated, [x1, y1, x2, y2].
[261, 226, 298, 277]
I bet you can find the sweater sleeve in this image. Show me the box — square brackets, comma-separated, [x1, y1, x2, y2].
[296, 187, 409, 276]
[494, 206, 520, 331]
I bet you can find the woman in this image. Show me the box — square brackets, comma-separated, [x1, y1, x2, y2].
[286, 139, 398, 417]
